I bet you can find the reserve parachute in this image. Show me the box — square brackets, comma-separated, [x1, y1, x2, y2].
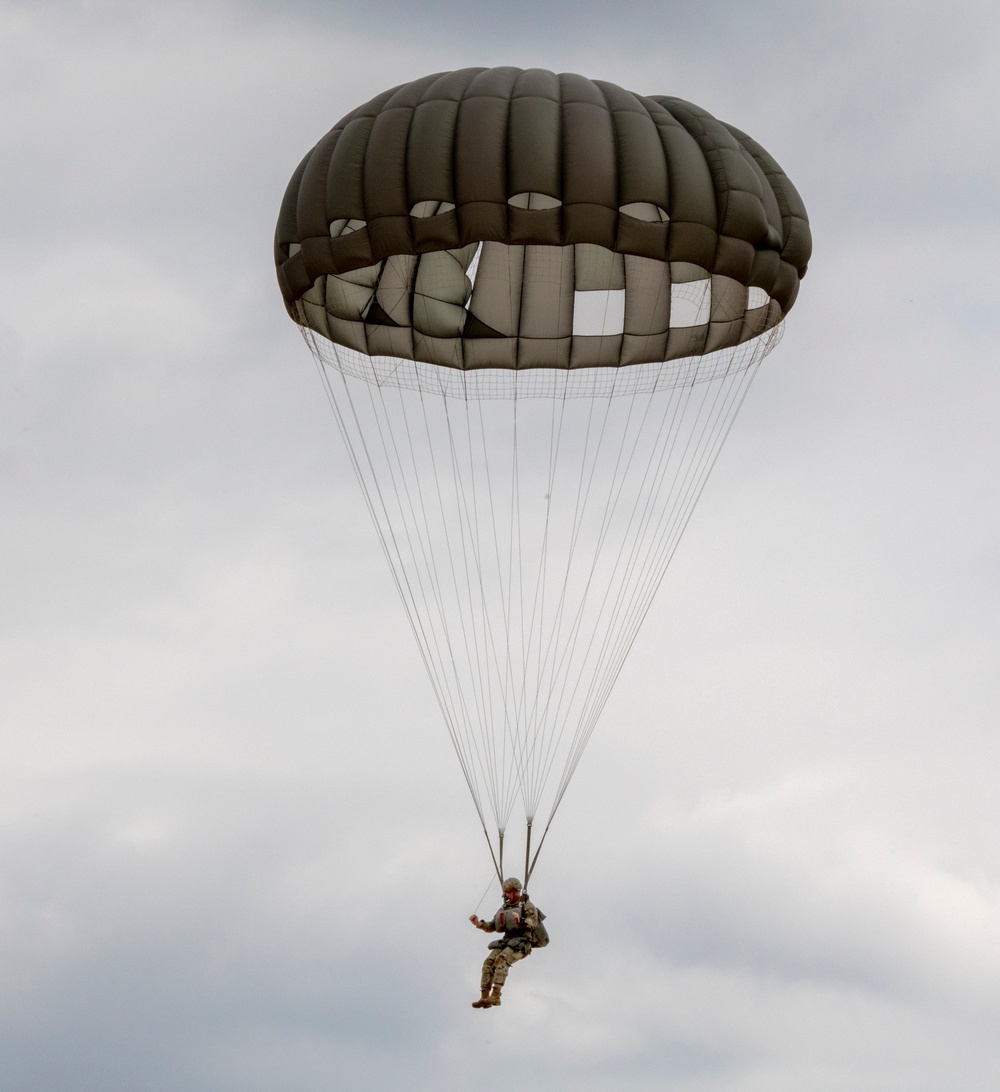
[274, 67, 811, 883]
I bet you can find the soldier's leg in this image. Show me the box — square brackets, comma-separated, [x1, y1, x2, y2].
[490, 947, 527, 987]
[472, 951, 501, 1008]
[486, 947, 528, 1005]
[480, 950, 499, 989]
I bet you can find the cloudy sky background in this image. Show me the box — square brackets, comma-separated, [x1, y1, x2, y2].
[3, 1, 999, 1088]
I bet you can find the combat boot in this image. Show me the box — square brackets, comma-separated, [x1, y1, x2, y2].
[487, 985, 502, 1006]
[471, 987, 492, 1008]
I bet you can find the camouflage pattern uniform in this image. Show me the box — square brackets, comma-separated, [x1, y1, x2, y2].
[471, 878, 539, 1005]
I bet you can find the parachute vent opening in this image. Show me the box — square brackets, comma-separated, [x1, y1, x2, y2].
[572, 289, 626, 337]
[669, 278, 711, 328]
[618, 202, 669, 223]
[410, 200, 457, 217]
[466, 241, 483, 288]
[329, 218, 366, 237]
[508, 192, 563, 210]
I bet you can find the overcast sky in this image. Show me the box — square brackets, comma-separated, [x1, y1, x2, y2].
[3, 1, 1000, 1089]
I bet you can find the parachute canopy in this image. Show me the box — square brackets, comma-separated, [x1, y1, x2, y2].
[275, 69, 810, 883]
[275, 67, 810, 375]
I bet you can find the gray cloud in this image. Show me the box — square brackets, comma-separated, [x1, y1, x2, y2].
[3, 0, 1000, 1088]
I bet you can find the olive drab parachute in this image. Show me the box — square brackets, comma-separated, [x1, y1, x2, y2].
[275, 67, 811, 883]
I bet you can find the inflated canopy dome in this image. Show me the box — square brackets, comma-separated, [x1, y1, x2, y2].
[275, 67, 811, 372]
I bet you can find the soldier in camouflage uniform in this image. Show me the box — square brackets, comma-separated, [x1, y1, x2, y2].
[468, 877, 539, 1008]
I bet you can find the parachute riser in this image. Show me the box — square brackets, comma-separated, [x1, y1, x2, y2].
[482, 826, 503, 887]
[485, 822, 544, 893]
[525, 820, 552, 887]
